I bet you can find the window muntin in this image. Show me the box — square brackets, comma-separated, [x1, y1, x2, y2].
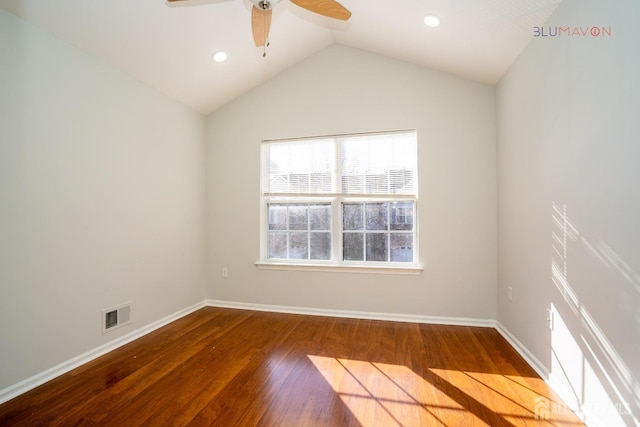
[262, 131, 418, 267]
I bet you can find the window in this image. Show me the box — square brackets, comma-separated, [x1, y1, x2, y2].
[260, 130, 419, 270]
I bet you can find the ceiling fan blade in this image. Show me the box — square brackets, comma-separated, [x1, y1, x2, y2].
[252, 6, 272, 47]
[290, 0, 351, 21]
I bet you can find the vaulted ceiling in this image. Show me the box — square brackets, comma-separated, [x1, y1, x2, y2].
[0, 0, 562, 114]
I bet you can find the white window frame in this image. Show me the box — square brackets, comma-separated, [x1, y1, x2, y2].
[257, 130, 422, 274]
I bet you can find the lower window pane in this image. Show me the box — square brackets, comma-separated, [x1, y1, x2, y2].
[366, 233, 388, 261]
[310, 232, 331, 260]
[268, 200, 415, 264]
[268, 232, 287, 258]
[268, 205, 287, 230]
[343, 233, 364, 261]
[289, 232, 308, 259]
[390, 233, 413, 262]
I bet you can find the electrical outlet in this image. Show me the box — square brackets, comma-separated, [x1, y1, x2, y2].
[222, 267, 229, 278]
[507, 286, 513, 301]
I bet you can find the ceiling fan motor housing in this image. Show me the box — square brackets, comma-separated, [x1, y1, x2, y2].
[251, 0, 281, 10]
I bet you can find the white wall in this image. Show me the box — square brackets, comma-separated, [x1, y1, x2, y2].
[497, 0, 640, 424]
[0, 9, 207, 390]
[206, 45, 497, 320]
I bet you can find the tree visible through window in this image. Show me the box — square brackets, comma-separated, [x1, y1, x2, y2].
[261, 130, 418, 267]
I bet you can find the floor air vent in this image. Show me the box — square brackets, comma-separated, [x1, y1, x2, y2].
[102, 302, 132, 333]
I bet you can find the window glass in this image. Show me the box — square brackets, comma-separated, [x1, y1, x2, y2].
[267, 203, 332, 261]
[342, 202, 414, 263]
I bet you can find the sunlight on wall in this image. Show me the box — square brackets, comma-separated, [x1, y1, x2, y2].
[550, 305, 584, 404]
[550, 203, 638, 426]
[550, 302, 633, 426]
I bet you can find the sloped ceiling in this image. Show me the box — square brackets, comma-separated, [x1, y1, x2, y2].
[0, 0, 562, 114]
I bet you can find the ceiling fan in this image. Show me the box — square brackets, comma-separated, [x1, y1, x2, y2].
[167, 0, 351, 48]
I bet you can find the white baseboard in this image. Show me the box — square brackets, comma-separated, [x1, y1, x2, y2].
[495, 321, 586, 424]
[494, 321, 550, 380]
[205, 299, 496, 328]
[0, 301, 205, 405]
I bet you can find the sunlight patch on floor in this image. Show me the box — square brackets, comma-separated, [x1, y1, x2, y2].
[429, 368, 581, 426]
[308, 355, 584, 426]
[308, 355, 484, 426]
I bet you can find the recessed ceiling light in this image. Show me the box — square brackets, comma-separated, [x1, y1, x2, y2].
[423, 15, 441, 28]
[212, 51, 228, 63]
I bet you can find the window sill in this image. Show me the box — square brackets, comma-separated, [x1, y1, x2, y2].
[255, 262, 423, 275]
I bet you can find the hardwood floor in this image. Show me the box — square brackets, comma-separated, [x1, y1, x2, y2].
[0, 307, 584, 426]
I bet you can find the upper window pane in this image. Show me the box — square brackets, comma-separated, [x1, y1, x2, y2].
[339, 133, 417, 195]
[265, 139, 335, 194]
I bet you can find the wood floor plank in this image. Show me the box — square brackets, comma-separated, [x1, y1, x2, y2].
[55, 308, 247, 425]
[251, 316, 363, 427]
[0, 307, 584, 427]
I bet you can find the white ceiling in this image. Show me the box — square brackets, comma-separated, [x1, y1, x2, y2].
[0, 0, 562, 115]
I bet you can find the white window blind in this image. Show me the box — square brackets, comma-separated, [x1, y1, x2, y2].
[339, 132, 416, 196]
[263, 138, 335, 196]
[263, 131, 417, 197]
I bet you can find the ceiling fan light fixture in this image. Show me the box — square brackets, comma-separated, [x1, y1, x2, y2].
[423, 15, 441, 28]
